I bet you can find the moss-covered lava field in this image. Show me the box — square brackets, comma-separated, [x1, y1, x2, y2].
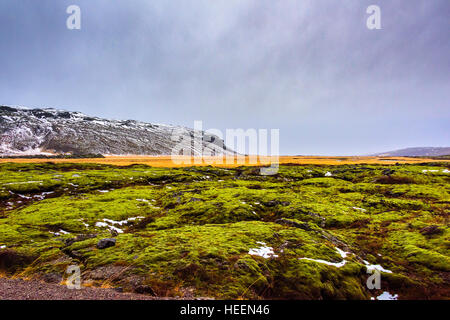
[0, 162, 448, 299]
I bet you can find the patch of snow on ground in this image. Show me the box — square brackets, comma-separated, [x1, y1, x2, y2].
[248, 242, 278, 259]
[335, 247, 348, 259]
[126, 216, 145, 221]
[78, 220, 89, 228]
[33, 191, 55, 200]
[17, 194, 32, 199]
[0, 245, 6, 249]
[443, 169, 449, 173]
[363, 260, 392, 273]
[95, 222, 109, 228]
[49, 229, 70, 236]
[95, 217, 145, 234]
[299, 257, 346, 268]
[324, 172, 333, 177]
[352, 207, 367, 212]
[422, 169, 439, 173]
[299, 247, 349, 268]
[376, 291, 398, 300]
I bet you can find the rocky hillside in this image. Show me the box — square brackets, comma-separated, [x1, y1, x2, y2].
[0, 106, 230, 156]
[374, 147, 450, 157]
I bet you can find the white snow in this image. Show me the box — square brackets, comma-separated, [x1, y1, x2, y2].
[95, 217, 145, 234]
[336, 247, 348, 259]
[442, 169, 449, 173]
[17, 194, 32, 199]
[352, 207, 367, 212]
[33, 191, 55, 200]
[376, 291, 398, 300]
[126, 216, 145, 221]
[363, 260, 393, 273]
[324, 172, 333, 177]
[248, 242, 278, 259]
[78, 219, 89, 228]
[0, 245, 6, 249]
[109, 225, 123, 234]
[95, 222, 109, 228]
[299, 257, 346, 268]
[49, 229, 70, 236]
[299, 247, 349, 268]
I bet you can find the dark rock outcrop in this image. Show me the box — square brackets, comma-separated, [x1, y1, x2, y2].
[97, 238, 116, 249]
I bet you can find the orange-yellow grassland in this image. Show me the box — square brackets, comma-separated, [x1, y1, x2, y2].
[1, 155, 448, 167]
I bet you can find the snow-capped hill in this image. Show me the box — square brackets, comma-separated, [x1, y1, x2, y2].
[0, 106, 231, 156]
[373, 147, 450, 157]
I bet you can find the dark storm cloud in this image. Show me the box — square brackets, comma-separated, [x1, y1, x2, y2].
[0, 0, 448, 154]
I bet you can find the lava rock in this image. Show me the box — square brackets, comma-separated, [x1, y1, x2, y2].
[262, 200, 279, 207]
[275, 218, 312, 231]
[382, 169, 396, 176]
[134, 285, 156, 296]
[96, 238, 116, 249]
[420, 225, 443, 236]
[262, 200, 290, 207]
[64, 234, 98, 247]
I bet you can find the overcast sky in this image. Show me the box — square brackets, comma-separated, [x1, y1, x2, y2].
[0, 0, 448, 155]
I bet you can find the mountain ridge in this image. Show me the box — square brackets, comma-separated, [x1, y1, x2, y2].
[0, 106, 231, 156]
[372, 147, 450, 157]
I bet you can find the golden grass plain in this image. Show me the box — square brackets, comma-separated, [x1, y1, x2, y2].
[0, 155, 449, 167]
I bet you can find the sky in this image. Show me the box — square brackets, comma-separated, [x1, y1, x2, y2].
[0, 0, 449, 155]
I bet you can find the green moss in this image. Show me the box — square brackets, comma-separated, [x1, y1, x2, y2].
[0, 162, 448, 299]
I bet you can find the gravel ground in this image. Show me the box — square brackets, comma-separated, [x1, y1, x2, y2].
[0, 277, 157, 300]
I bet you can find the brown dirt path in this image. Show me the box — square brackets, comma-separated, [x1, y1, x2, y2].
[0, 277, 157, 300]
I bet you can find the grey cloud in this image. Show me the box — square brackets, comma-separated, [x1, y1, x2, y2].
[0, 0, 448, 155]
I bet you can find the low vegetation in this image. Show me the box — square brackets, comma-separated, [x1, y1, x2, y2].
[0, 162, 448, 299]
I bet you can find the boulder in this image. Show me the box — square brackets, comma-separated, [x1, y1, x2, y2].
[96, 238, 116, 249]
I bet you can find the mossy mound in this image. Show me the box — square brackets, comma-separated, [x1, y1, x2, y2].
[0, 162, 449, 299]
